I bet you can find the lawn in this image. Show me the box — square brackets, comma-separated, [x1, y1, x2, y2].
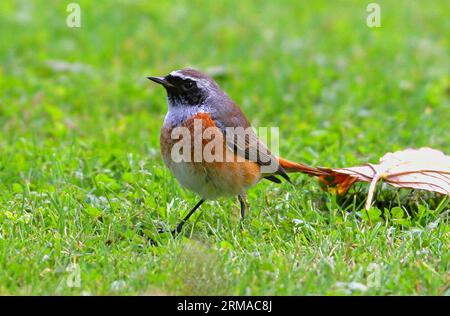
[0, 0, 448, 295]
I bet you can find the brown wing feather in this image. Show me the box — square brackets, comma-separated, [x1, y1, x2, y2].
[212, 101, 291, 182]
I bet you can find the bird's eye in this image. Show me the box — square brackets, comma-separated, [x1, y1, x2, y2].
[182, 81, 195, 91]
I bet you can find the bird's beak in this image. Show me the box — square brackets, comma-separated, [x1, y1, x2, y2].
[147, 76, 175, 89]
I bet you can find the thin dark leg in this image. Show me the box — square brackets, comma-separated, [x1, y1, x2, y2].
[164, 198, 206, 235]
[238, 195, 247, 220]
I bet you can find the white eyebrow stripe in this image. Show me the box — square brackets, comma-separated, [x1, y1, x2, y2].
[169, 70, 195, 81]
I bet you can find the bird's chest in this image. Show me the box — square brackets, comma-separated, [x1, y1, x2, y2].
[159, 112, 261, 198]
[160, 112, 227, 197]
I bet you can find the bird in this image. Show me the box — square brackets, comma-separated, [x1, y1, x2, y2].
[147, 68, 325, 234]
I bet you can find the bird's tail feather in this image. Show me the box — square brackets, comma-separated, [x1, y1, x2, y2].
[278, 157, 326, 177]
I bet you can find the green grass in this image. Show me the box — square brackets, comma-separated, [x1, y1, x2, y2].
[0, 0, 449, 295]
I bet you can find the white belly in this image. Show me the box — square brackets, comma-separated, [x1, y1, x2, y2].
[165, 161, 226, 199]
[164, 159, 260, 199]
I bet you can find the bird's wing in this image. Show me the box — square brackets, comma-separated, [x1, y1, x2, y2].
[211, 103, 290, 182]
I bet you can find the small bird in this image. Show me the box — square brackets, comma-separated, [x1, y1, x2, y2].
[148, 68, 324, 234]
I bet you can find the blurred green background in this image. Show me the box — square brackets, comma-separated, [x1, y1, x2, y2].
[0, 0, 448, 295]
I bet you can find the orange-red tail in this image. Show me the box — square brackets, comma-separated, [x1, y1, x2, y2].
[278, 157, 326, 177]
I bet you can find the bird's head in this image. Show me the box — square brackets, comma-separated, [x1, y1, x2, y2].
[147, 68, 224, 109]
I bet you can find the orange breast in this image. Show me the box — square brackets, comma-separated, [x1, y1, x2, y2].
[160, 112, 261, 198]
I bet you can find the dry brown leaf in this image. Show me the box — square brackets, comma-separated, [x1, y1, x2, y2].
[318, 147, 450, 209]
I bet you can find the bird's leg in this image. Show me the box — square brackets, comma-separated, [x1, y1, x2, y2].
[159, 198, 206, 236]
[238, 194, 247, 221]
